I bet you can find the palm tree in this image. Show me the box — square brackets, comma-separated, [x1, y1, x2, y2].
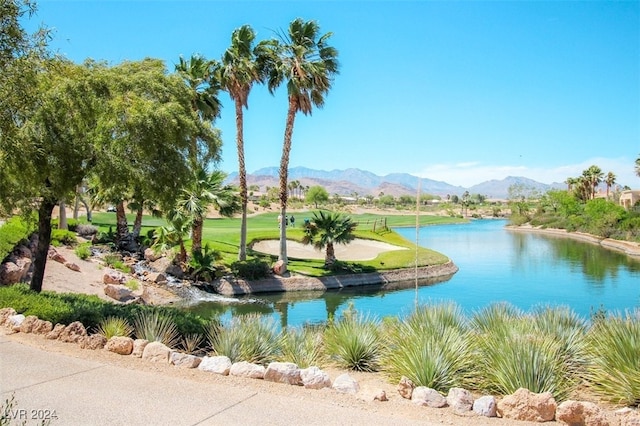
[175, 54, 221, 167]
[262, 18, 339, 269]
[219, 25, 263, 261]
[153, 208, 191, 265]
[635, 154, 640, 178]
[605, 172, 616, 199]
[177, 168, 240, 254]
[302, 210, 356, 268]
[583, 165, 604, 200]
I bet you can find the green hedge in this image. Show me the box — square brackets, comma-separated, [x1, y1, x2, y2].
[0, 217, 35, 262]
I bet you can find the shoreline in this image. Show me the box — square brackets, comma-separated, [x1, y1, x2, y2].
[213, 261, 459, 296]
[505, 225, 640, 258]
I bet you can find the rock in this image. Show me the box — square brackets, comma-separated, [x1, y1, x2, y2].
[374, 390, 389, 402]
[0, 258, 31, 285]
[145, 272, 166, 284]
[358, 388, 389, 402]
[105, 336, 134, 355]
[397, 376, 415, 399]
[104, 284, 134, 302]
[264, 362, 302, 385]
[497, 388, 557, 422]
[446, 387, 474, 413]
[556, 400, 609, 426]
[473, 395, 497, 417]
[48, 247, 66, 264]
[170, 352, 202, 369]
[615, 407, 640, 426]
[332, 374, 359, 394]
[0, 307, 17, 326]
[132, 339, 149, 358]
[76, 224, 98, 237]
[198, 356, 232, 375]
[46, 323, 66, 340]
[141, 341, 171, 363]
[64, 262, 81, 272]
[79, 334, 107, 350]
[300, 366, 332, 390]
[272, 260, 286, 275]
[8, 314, 26, 330]
[144, 248, 162, 262]
[18, 315, 38, 333]
[32, 319, 53, 335]
[149, 257, 184, 279]
[103, 269, 126, 285]
[411, 387, 447, 408]
[58, 321, 87, 343]
[230, 361, 266, 379]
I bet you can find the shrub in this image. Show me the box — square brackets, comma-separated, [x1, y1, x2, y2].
[124, 279, 139, 291]
[74, 243, 92, 260]
[281, 326, 325, 368]
[95, 316, 133, 339]
[583, 310, 640, 406]
[324, 308, 383, 372]
[231, 258, 271, 280]
[133, 311, 181, 348]
[188, 245, 220, 282]
[51, 229, 77, 246]
[0, 216, 34, 262]
[180, 333, 206, 355]
[210, 314, 281, 364]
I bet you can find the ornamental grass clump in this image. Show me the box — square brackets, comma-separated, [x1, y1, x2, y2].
[95, 316, 133, 339]
[470, 303, 580, 401]
[133, 311, 180, 349]
[583, 309, 640, 406]
[281, 325, 325, 368]
[210, 314, 281, 364]
[384, 303, 473, 392]
[324, 309, 384, 372]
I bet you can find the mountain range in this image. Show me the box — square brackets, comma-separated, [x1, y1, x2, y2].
[226, 167, 565, 200]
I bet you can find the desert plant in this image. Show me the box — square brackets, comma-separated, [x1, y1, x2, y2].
[384, 303, 473, 391]
[180, 333, 205, 355]
[583, 309, 640, 406]
[74, 243, 92, 260]
[188, 244, 220, 281]
[281, 326, 325, 368]
[124, 279, 139, 291]
[210, 314, 281, 364]
[133, 311, 181, 349]
[95, 316, 133, 339]
[323, 309, 383, 372]
[51, 229, 76, 246]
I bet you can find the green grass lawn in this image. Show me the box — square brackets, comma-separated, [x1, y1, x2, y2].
[90, 209, 464, 277]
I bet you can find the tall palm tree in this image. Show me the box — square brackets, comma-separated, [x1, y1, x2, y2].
[635, 154, 640, 178]
[262, 18, 339, 269]
[605, 172, 616, 199]
[177, 168, 240, 254]
[583, 165, 604, 200]
[219, 25, 263, 261]
[302, 210, 356, 267]
[175, 54, 221, 167]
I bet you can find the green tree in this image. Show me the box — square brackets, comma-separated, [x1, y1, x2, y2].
[635, 154, 640, 178]
[302, 210, 357, 267]
[305, 185, 329, 208]
[219, 25, 264, 261]
[262, 18, 339, 270]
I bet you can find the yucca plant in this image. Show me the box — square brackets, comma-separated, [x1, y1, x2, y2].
[281, 326, 325, 368]
[583, 309, 640, 406]
[133, 311, 181, 349]
[210, 314, 282, 364]
[384, 303, 473, 391]
[95, 316, 133, 339]
[180, 333, 205, 356]
[324, 309, 383, 372]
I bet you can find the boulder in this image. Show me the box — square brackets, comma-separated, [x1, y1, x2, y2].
[0, 258, 31, 285]
[149, 257, 184, 279]
[64, 262, 81, 272]
[411, 387, 447, 408]
[230, 361, 266, 379]
[264, 362, 302, 385]
[446, 387, 474, 413]
[8, 314, 25, 331]
[473, 395, 497, 417]
[48, 247, 66, 264]
[32, 319, 53, 335]
[332, 373, 359, 394]
[105, 336, 134, 355]
[272, 260, 286, 275]
[614, 407, 640, 426]
[46, 323, 66, 340]
[103, 269, 126, 285]
[18, 315, 40, 333]
[144, 248, 162, 262]
[104, 284, 134, 302]
[170, 352, 202, 369]
[58, 321, 87, 343]
[145, 272, 166, 284]
[198, 356, 232, 375]
[557, 400, 608, 426]
[79, 334, 107, 350]
[497, 388, 557, 422]
[132, 339, 149, 358]
[141, 341, 171, 363]
[0, 307, 17, 326]
[300, 366, 332, 390]
[397, 376, 415, 399]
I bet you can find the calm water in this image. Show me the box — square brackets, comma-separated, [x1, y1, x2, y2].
[187, 219, 640, 326]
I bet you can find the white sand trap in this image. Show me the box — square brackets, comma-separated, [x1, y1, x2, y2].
[252, 239, 407, 261]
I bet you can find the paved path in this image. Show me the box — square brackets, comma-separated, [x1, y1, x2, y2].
[1, 334, 430, 426]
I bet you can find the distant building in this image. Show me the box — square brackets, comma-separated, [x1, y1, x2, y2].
[619, 190, 640, 210]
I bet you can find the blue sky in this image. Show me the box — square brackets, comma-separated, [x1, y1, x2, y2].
[26, 1, 639, 187]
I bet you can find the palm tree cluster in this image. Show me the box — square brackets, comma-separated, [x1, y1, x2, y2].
[565, 165, 616, 202]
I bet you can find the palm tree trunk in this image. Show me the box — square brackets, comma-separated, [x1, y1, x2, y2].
[58, 199, 67, 230]
[236, 99, 248, 261]
[278, 98, 298, 265]
[325, 242, 336, 267]
[132, 205, 144, 240]
[31, 195, 57, 293]
[115, 201, 133, 250]
[192, 216, 203, 254]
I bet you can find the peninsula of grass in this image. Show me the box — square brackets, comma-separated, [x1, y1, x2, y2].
[90, 210, 464, 278]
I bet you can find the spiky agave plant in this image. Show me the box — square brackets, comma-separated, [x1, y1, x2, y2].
[281, 325, 325, 368]
[384, 303, 473, 392]
[210, 314, 282, 364]
[583, 309, 640, 406]
[95, 316, 133, 339]
[133, 311, 181, 349]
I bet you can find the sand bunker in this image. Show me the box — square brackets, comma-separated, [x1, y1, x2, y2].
[251, 239, 407, 261]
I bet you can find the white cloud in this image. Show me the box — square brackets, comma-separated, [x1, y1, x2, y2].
[416, 156, 638, 188]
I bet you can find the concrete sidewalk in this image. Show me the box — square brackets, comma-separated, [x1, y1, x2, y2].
[1, 334, 428, 426]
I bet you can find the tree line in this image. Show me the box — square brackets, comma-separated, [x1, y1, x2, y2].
[0, 1, 339, 291]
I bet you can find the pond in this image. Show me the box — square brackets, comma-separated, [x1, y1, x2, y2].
[186, 219, 640, 327]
